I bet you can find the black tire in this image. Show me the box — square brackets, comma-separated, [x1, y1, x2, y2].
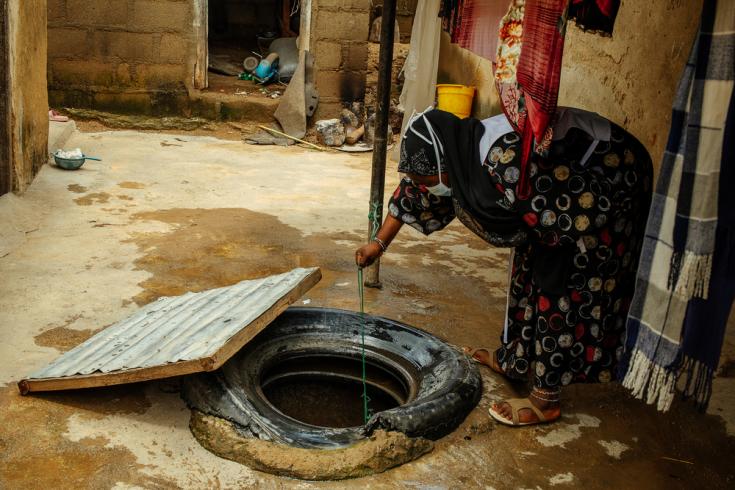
[182, 307, 482, 449]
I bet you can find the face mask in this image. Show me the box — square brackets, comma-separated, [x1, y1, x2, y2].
[405, 108, 451, 197]
[427, 178, 452, 197]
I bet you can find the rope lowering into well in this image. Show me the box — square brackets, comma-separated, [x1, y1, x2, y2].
[357, 266, 371, 424]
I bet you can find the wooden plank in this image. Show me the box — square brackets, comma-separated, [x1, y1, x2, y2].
[192, 0, 208, 89]
[18, 268, 322, 395]
[0, 0, 12, 196]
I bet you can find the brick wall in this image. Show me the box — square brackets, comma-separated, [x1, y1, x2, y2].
[310, 0, 371, 119]
[47, 0, 196, 115]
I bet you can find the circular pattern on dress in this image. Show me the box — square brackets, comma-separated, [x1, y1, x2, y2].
[514, 358, 528, 373]
[400, 197, 414, 212]
[500, 149, 516, 164]
[624, 149, 635, 165]
[604, 153, 620, 168]
[535, 362, 546, 377]
[558, 296, 571, 312]
[582, 235, 598, 250]
[489, 146, 503, 163]
[570, 273, 586, 289]
[625, 170, 638, 187]
[521, 325, 533, 341]
[579, 191, 595, 209]
[558, 213, 572, 231]
[537, 316, 548, 333]
[571, 342, 585, 358]
[595, 214, 608, 228]
[561, 371, 573, 385]
[504, 166, 520, 183]
[550, 352, 564, 368]
[545, 371, 561, 386]
[575, 214, 590, 231]
[554, 165, 570, 181]
[389, 202, 400, 217]
[568, 175, 586, 193]
[558, 333, 574, 349]
[597, 196, 611, 212]
[503, 132, 520, 144]
[556, 194, 571, 211]
[536, 175, 553, 193]
[542, 336, 557, 352]
[574, 253, 589, 269]
[588, 277, 602, 292]
[541, 210, 557, 227]
[531, 195, 547, 212]
[401, 213, 417, 224]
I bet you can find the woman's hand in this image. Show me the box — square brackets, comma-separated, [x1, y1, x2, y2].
[355, 242, 383, 268]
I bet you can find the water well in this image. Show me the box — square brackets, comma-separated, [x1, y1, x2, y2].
[182, 307, 482, 479]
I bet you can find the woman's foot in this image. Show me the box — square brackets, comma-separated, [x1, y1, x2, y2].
[463, 347, 507, 376]
[490, 388, 561, 426]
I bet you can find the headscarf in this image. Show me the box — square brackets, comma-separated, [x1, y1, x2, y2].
[400, 108, 524, 237]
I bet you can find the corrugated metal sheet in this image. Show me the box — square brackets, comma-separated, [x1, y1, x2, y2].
[27, 267, 320, 381]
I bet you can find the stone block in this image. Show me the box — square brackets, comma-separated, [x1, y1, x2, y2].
[49, 59, 118, 87]
[93, 92, 153, 114]
[159, 33, 188, 63]
[315, 119, 346, 146]
[94, 31, 158, 63]
[132, 0, 190, 32]
[48, 0, 67, 21]
[66, 0, 128, 27]
[47, 28, 89, 58]
[313, 10, 370, 42]
[315, 70, 366, 101]
[314, 40, 342, 70]
[317, 0, 371, 11]
[133, 63, 187, 87]
[342, 42, 368, 71]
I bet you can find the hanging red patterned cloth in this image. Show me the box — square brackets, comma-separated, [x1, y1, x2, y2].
[494, 0, 620, 200]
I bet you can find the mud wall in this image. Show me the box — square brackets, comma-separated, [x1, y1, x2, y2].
[47, 0, 197, 115]
[4, 0, 49, 194]
[437, 0, 703, 169]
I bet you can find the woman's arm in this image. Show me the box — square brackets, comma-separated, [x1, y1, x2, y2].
[355, 213, 403, 267]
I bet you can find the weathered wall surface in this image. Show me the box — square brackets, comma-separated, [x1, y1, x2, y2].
[438, 0, 703, 168]
[372, 0, 417, 43]
[309, 0, 371, 119]
[47, 0, 197, 115]
[5, 0, 49, 194]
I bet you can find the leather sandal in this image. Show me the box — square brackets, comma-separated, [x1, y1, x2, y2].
[462, 347, 522, 381]
[488, 398, 559, 427]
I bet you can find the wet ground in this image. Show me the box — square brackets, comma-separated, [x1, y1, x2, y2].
[0, 128, 734, 488]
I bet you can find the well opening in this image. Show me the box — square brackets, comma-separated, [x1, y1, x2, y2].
[260, 354, 410, 428]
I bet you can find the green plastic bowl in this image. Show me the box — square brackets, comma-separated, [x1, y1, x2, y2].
[54, 155, 86, 170]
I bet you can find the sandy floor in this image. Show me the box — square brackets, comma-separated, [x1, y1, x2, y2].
[1, 128, 733, 489]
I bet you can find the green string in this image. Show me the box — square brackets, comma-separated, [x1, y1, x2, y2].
[368, 201, 382, 241]
[357, 266, 370, 424]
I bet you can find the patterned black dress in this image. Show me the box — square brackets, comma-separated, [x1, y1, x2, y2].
[388, 123, 652, 390]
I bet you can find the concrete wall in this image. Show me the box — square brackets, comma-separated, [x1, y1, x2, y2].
[47, 0, 197, 115]
[437, 0, 703, 169]
[309, 0, 371, 119]
[3, 0, 49, 194]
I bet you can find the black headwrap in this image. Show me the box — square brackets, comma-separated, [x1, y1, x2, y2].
[416, 109, 524, 238]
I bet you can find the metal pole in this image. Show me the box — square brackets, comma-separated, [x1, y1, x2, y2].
[364, 0, 397, 288]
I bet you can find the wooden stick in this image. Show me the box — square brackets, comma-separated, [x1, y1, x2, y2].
[257, 125, 324, 151]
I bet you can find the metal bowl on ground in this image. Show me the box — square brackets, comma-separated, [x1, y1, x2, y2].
[53, 153, 101, 170]
[53, 155, 86, 170]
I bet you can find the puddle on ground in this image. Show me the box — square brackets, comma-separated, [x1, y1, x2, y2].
[74, 192, 111, 206]
[66, 184, 88, 194]
[0, 384, 167, 488]
[118, 181, 146, 189]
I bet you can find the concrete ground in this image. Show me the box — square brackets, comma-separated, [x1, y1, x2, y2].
[1, 127, 734, 489]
